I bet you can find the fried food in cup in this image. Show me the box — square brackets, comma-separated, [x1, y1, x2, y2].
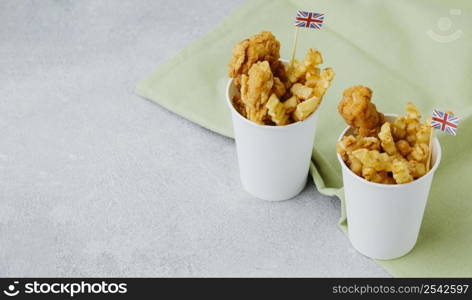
[291, 83, 313, 100]
[266, 93, 289, 125]
[229, 31, 335, 126]
[337, 89, 432, 184]
[391, 158, 414, 184]
[283, 95, 299, 115]
[272, 77, 286, 98]
[378, 122, 397, 155]
[395, 139, 411, 157]
[293, 97, 321, 122]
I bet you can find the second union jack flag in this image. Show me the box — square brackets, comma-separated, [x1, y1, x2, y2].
[294, 11, 324, 30]
[431, 109, 460, 136]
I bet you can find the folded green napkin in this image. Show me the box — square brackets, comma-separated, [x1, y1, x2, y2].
[136, 0, 472, 277]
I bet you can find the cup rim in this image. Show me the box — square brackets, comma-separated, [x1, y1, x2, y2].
[225, 58, 319, 130]
[336, 113, 442, 189]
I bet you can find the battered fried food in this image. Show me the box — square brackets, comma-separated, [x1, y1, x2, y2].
[266, 93, 289, 125]
[283, 95, 299, 115]
[228, 31, 334, 126]
[228, 31, 281, 78]
[336, 89, 431, 185]
[272, 77, 286, 98]
[293, 97, 321, 122]
[336, 135, 381, 161]
[232, 93, 246, 118]
[395, 139, 411, 157]
[338, 86, 384, 137]
[291, 83, 313, 100]
[240, 61, 274, 124]
[378, 122, 397, 155]
[392, 158, 413, 184]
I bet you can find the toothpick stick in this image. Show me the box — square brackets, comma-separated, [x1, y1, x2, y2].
[426, 128, 435, 171]
[289, 26, 300, 69]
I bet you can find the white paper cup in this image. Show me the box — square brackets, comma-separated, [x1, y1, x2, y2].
[226, 78, 319, 201]
[337, 115, 442, 260]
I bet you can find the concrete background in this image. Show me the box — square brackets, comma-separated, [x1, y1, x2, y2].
[0, 0, 388, 277]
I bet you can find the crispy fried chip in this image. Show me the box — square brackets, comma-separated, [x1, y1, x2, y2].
[266, 93, 289, 125]
[378, 122, 397, 155]
[283, 95, 299, 115]
[351, 149, 392, 172]
[395, 139, 411, 157]
[408, 160, 427, 179]
[392, 158, 413, 184]
[272, 77, 286, 98]
[293, 97, 321, 121]
[291, 83, 313, 100]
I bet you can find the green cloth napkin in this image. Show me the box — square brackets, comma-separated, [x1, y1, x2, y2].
[136, 0, 472, 277]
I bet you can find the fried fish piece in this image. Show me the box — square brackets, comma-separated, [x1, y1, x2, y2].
[240, 61, 274, 124]
[338, 86, 384, 137]
[228, 31, 281, 78]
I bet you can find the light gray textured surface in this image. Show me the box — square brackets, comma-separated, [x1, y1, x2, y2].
[0, 0, 388, 277]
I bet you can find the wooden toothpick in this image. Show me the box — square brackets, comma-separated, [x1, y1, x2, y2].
[426, 128, 435, 171]
[289, 26, 300, 70]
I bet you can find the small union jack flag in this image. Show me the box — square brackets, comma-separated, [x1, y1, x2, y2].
[294, 11, 324, 29]
[431, 109, 460, 136]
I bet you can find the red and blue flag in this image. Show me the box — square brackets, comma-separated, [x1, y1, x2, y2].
[431, 109, 460, 136]
[294, 11, 324, 30]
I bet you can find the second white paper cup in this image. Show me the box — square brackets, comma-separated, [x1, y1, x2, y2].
[337, 115, 442, 260]
[226, 78, 319, 201]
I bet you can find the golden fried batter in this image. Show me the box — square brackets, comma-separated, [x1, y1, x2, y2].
[378, 122, 397, 155]
[228, 31, 281, 78]
[392, 158, 413, 184]
[240, 61, 274, 124]
[232, 93, 246, 118]
[266, 93, 289, 125]
[271, 77, 286, 98]
[228, 32, 334, 125]
[337, 91, 432, 184]
[338, 86, 384, 137]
